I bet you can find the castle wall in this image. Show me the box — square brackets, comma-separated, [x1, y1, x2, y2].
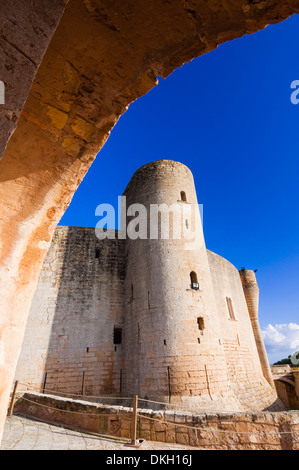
[122, 161, 243, 410]
[207, 251, 278, 410]
[14, 393, 299, 450]
[1, 0, 297, 444]
[14, 161, 280, 412]
[14, 226, 126, 396]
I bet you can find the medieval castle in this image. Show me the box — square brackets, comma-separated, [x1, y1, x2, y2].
[15, 160, 282, 412]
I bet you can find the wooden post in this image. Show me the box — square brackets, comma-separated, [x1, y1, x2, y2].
[131, 395, 138, 445]
[8, 380, 19, 417]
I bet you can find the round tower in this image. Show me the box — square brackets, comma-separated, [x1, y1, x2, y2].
[239, 269, 275, 389]
[121, 160, 238, 410]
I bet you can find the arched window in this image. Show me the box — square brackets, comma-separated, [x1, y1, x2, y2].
[226, 297, 236, 320]
[180, 191, 187, 202]
[190, 271, 199, 290]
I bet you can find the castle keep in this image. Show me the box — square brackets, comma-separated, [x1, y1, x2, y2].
[15, 161, 280, 411]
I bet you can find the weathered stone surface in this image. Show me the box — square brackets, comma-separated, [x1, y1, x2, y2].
[14, 162, 280, 414]
[13, 392, 299, 450]
[14, 226, 126, 397]
[1, 0, 299, 443]
[272, 367, 299, 410]
[0, 0, 68, 157]
[1, 415, 198, 450]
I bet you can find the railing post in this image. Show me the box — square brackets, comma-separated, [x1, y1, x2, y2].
[131, 395, 138, 445]
[8, 380, 19, 417]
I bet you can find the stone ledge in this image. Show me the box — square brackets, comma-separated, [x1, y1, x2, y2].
[13, 392, 299, 450]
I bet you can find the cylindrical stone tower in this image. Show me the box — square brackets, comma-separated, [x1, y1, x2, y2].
[121, 160, 238, 410]
[239, 269, 275, 389]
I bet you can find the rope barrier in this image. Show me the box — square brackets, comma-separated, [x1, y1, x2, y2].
[137, 397, 279, 414]
[19, 396, 130, 418]
[17, 396, 298, 438]
[18, 382, 133, 401]
[17, 381, 294, 414]
[138, 397, 191, 407]
[138, 396, 243, 411]
[17, 382, 258, 413]
[10, 382, 299, 446]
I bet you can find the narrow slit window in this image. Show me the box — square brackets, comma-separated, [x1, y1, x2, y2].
[197, 317, 205, 331]
[114, 326, 122, 345]
[226, 297, 236, 320]
[190, 271, 199, 290]
[180, 191, 187, 202]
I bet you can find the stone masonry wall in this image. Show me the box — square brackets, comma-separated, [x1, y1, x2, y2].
[14, 392, 299, 450]
[14, 226, 126, 396]
[121, 161, 279, 411]
[208, 251, 279, 410]
[2, 0, 299, 445]
[273, 370, 299, 410]
[122, 161, 238, 410]
[0, 0, 68, 158]
[15, 161, 280, 412]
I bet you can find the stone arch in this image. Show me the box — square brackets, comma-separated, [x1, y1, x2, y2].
[0, 0, 299, 441]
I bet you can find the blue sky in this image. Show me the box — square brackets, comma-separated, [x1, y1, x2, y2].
[60, 14, 299, 364]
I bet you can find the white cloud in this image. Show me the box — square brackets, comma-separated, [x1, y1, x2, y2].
[261, 323, 299, 361]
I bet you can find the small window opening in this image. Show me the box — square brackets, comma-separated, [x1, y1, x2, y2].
[190, 271, 199, 290]
[197, 317, 205, 331]
[86, 347, 89, 353]
[164, 339, 167, 345]
[180, 191, 187, 202]
[226, 297, 236, 320]
[131, 284, 134, 300]
[95, 248, 100, 259]
[42, 372, 48, 394]
[114, 326, 122, 345]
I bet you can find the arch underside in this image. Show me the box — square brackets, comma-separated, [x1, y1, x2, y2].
[1, 0, 299, 441]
